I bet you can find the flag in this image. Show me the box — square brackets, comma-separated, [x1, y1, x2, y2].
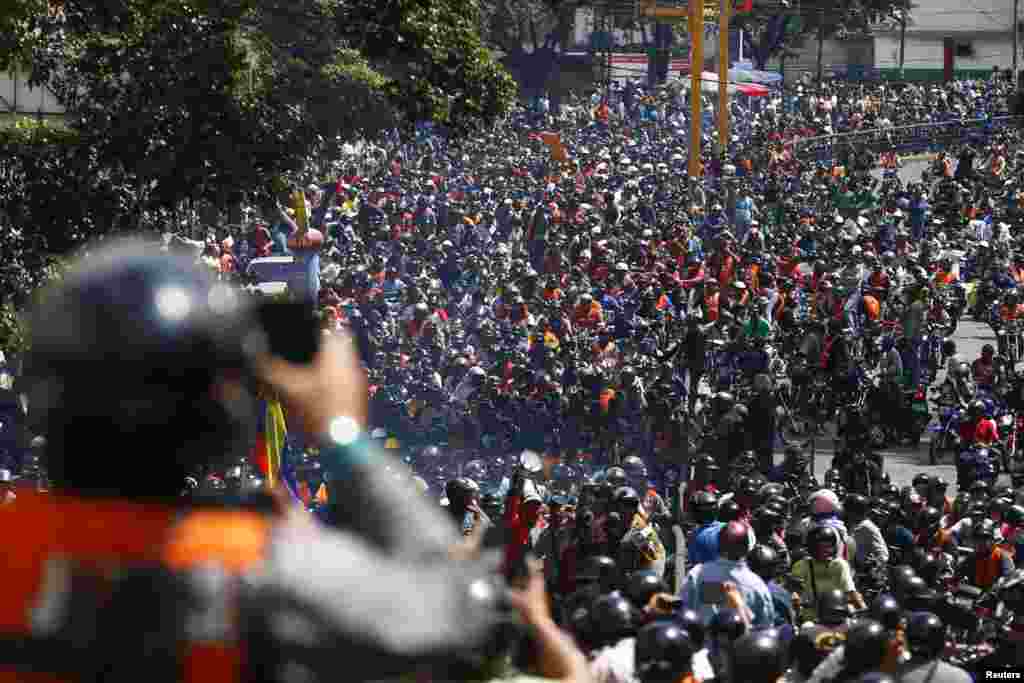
[252, 398, 288, 490]
[290, 190, 308, 231]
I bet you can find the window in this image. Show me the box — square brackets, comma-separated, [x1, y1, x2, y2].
[955, 42, 975, 58]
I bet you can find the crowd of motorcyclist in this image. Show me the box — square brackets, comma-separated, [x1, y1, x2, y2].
[111, 74, 1024, 679]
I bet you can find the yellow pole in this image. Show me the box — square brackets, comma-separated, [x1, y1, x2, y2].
[718, 0, 730, 147]
[689, 0, 703, 178]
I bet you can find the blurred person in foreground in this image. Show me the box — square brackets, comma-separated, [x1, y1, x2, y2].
[0, 243, 588, 683]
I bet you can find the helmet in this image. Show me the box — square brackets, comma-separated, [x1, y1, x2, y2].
[729, 633, 787, 683]
[606, 466, 628, 488]
[622, 455, 648, 483]
[577, 555, 619, 590]
[24, 243, 259, 495]
[918, 506, 942, 533]
[809, 489, 841, 515]
[968, 399, 986, 418]
[691, 491, 719, 524]
[627, 571, 668, 609]
[613, 486, 641, 508]
[720, 500, 744, 523]
[709, 607, 748, 643]
[677, 608, 706, 648]
[912, 473, 931, 491]
[843, 620, 890, 678]
[806, 525, 841, 561]
[845, 493, 870, 518]
[759, 484, 785, 505]
[591, 592, 635, 645]
[752, 508, 784, 536]
[748, 545, 781, 581]
[818, 588, 852, 626]
[635, 621, 696, 683]
[870, 594, 903, 632]
[444, 477, 479, 510]
[1006, 504, 1024, 526]
[905, 612, 945, 659]
[719, 521, 752, 561]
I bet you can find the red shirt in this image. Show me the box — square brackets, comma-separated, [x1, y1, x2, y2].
[960, 417, 998, 445]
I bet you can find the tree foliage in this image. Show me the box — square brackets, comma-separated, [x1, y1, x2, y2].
[0, 0, 514, 303]
[733, 0, 910, 70]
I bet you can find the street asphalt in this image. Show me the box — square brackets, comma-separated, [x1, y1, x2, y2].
[799, 159, 992, 488]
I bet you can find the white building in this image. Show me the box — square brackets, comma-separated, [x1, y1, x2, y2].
[872, 0, 1019, 77]
[0, 66, 65, 122]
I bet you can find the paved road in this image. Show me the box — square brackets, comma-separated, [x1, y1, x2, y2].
[800, 158, 993, 487]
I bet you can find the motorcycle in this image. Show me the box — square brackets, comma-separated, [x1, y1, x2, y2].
[956, 445, 998, 489]
[927, 400, 964, 466]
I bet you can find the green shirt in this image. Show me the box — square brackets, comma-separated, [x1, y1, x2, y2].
[791, 557, 856, 620]
[744, 317, 772, 339]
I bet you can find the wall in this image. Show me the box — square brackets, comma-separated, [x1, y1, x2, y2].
[875, 33, 1014, 72]
[0, 69, 65, 117]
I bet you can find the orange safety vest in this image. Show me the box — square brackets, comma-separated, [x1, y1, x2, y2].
[704, 293, 720, 322]
[974, 547, 1008, 589]
[0, 491, 271, 683]
[861, 295, 879, 321]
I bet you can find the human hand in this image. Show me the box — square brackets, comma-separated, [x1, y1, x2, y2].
[507, 558, 552, 626]
[253, 333, 368, 437]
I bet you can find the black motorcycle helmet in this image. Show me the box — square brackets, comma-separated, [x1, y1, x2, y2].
[720, 500, 744, 523]
[709, 607, 748, 643]
[445, 477, 479, 513]
[870, 594, 903, 633]
[691, 491, 720, 525]
[606, 466, 628, 489]
[842, 620, 890, 679]
[917, 506, 942, 535]
[677, 608, 706, 649]
[845, 493, 870, 520]
[635, 621, 696, 683]
[627, 571, 668, 609]
[728, 633, 787, 683]
[752, 507, 784, 536]
[905, 612, 946, 660]
[24, 243, 261, 498]
[591, 592, 635, 647]
[818, 588, 852, 626]
[577, 555, 620, 592]
[806, 524, 841, 562]
[748, 544, 781, 582]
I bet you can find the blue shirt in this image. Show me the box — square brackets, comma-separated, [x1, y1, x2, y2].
[768, 582, 794, 626]
[688, 522, 725, 566]
[681, 558, 776, 628]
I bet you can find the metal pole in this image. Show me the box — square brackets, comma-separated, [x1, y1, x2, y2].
[718, 0, 731, 147]
[689, 0, 703, 178]
[899, 5, 907, 80]
[816, 7, 825, 85]
[1014, 0, 1020, 88]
